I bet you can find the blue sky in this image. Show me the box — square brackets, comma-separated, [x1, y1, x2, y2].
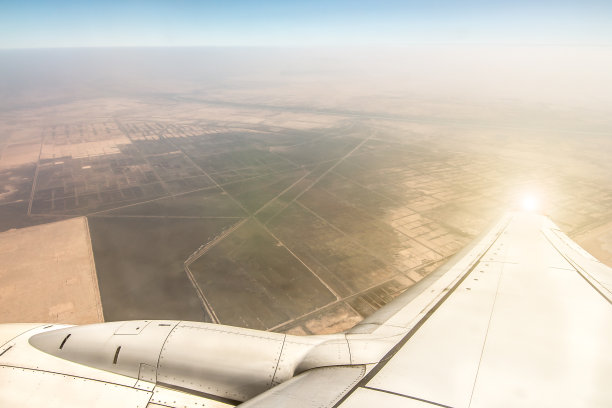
[1, 0, 611, 48]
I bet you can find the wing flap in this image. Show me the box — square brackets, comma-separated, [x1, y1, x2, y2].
[238, 365, 367, 408]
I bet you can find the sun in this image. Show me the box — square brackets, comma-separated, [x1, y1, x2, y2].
[521, 195, 539, 212]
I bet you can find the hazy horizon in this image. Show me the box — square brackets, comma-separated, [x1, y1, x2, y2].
[2, 1, 611, 49]
[2, 45, 612, 116]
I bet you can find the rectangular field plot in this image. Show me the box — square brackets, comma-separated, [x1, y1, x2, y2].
[99, 188, 247, 218]
[297, 187, 403, 255]
[88, 216, 237, 322]
[267, 202, 401, 297]
[274, 134, 364, 166]
[147, 152, 207, 181]
[223, 169, 308, 214]
[255, 160, 350, 224]
[188, 219, 337, 330]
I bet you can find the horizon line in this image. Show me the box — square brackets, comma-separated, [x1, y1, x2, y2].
[2, 42, 612, 51]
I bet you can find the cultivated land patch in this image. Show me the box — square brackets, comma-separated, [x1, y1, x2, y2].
[188, 219, 337, 330]
[267, 201, 399, 297]
[88, 216, 238, 322]
[0, 217, 103, 324]
[98, 188, 247, 218]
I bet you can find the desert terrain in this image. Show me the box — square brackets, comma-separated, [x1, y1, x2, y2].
[0, 217, 102, 324]
[1, 48, 611, 333]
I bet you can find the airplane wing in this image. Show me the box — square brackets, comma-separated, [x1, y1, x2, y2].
[1, 211, 610, 407]
[241, 212, 612, 407]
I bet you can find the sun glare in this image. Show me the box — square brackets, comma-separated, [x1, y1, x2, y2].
[521, 195, 539, 212]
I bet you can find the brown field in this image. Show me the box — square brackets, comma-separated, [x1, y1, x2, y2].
[0, 217, 103, 324]
[574, 220, 612, 267]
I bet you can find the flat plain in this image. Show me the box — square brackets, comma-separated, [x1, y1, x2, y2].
[0, 217, 103, 324]
[2, 75, 612, 333]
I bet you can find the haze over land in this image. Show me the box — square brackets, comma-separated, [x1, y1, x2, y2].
[1, 46, 612, 332]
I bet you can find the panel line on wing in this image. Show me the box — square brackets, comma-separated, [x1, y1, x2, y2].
[362, 386, 453, 408]
[331, 215, 511, 407]
[156, 381, 241, 406]
[467, 254, 507, 407]
[541, 230, 612, 304]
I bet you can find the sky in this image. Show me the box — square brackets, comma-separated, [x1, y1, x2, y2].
[1, 0, 611, 48]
